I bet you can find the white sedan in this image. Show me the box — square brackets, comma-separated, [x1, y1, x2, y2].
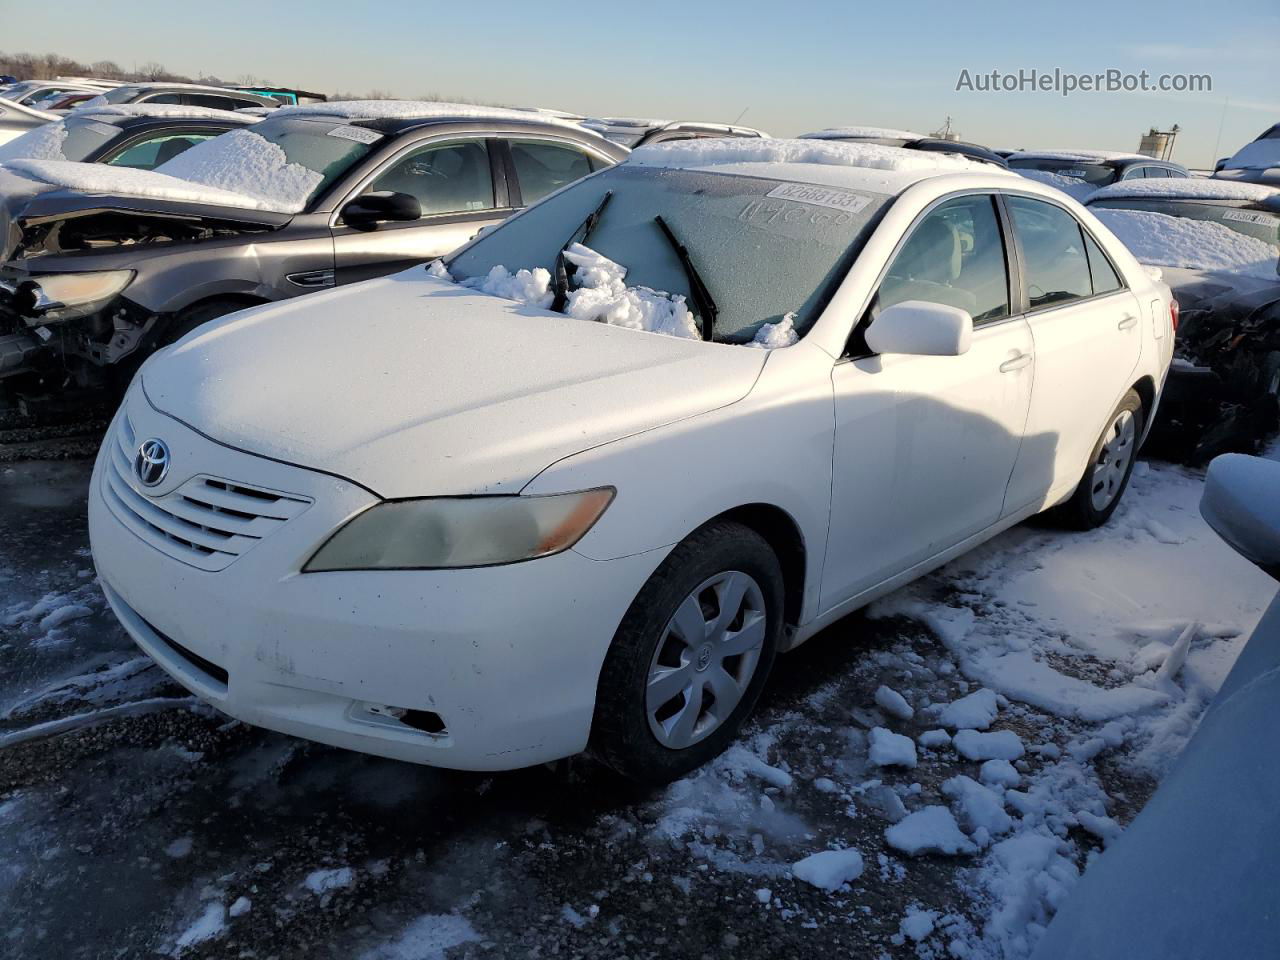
[89, 139, 1175, 783]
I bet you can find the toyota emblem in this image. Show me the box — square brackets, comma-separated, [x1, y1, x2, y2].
[134, 438, 171, 487]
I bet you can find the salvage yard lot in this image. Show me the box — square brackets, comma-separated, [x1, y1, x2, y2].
[1, 444, 1273, 960]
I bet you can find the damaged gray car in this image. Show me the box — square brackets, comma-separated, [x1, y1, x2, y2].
[0, 101, 626, 407]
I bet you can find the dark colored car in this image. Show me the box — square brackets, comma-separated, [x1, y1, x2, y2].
[581, 117, 768, 148]
[0, 103, 628, 405]
[1214, 122, 1280, 188]
[1086, 180, 1280, 461]
[800, 128, 1008, 167]
[233, 87, 328, 106]
[1009, 150, 1189, 186]
[85, 83, 279, 111]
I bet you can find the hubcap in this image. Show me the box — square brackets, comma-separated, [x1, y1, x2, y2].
[1090, 408, 1136, 511]
[645, 570, 767, 750]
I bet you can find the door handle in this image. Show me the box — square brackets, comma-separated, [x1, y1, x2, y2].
[1117, 314, 1138, 331]
[999, 353, 1033, 373]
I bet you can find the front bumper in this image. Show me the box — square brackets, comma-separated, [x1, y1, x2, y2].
[90, 388, 665, 770]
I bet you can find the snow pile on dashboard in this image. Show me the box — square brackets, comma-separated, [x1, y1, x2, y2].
[69, 103, 253, 123]
[1093, 208, 1280, 280]
[799, 126, 924, 141]
[156, 128, 322, 213]
[628, 137, 984, 174]
[0, 158, 282, 211]
[1089, 177, 1280, 207]
[274, 99, 581, 128]
[0, 121, 69, 163]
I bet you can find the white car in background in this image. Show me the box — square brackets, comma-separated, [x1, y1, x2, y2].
[0, 98, 57, 147]
[90, 138, 1174, 783]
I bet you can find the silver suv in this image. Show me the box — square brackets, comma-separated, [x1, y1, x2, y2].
[0, 103, 627, 400]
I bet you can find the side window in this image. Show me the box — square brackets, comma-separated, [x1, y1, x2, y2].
[875, 194, 1010, 324]
[106, 132, 219, 170]
[1006, 196, 1094, 309]
[183, 94, 238, 110]
[1167, 168, 1188, 178]
[507, 140, 595, 206]
[365, 139, 494, 217]
[1121, 165, 1145, 180]
[1083, 232, 1123, 294]
[140, 93, 183, 104]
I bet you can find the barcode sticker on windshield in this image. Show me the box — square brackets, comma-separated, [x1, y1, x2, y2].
[1222, 209, 1278, 226]
[765, 183, 874, 214]
[1057, 169, 1089, 178]
[326, 125, 383, 144]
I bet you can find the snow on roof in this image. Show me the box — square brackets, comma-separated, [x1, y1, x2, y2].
[0, 157, 283, 212]
[1222, 138, 1280, 172]
[583, 117, 670, 130]
[1010, 149, 1150, 164]
[1089, 176, 1280, 209]
[1093, 207, 1279, 281]
[799, 126, 925, 141]
[67, 103, 257, 124]
[109, 81, 252, 94]
[272, 99, 583, 128]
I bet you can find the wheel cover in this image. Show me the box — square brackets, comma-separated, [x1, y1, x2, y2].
[1090, 408, 1136, 511]
[645, 570, 767, 750]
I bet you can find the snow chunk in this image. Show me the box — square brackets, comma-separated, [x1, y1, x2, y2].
[943, 775, 1014, 837]
[303, 866, 354, 894]
[460, 264, 553, 309]
[228, 896, 251, 918]
[755, 887, 772, 904]
[979, 759, 1021, 788]
[935, 688, 999, 730]
[919, 729, 952, 748]
[357, 913, 480, 960]
[722, 745, 793, 789]
[886, 806, 978, 856]
[157, 128, 323, 213]
[899, 907, 940, 942]
[629, 137, 988, 175]
[792, 847, 865, 891]
[1075, 810, 1122, 846]
[954, 729, 1025, 762]
[38, 604, 92, 631]
[561, 243, 700, 339]
[800, 126, 925, 141]
[874, 684, 914, 720]
[0, 121, 69, 163]
[1092, 208, 1280, 281]
[748, 313, 798, 349]
[174, 903, 226, 952]
[978, 833, 1079, 955]
[868, 727, 917, 768]
[164, 836, 193, 859]
[1089, 176, 1279, 207]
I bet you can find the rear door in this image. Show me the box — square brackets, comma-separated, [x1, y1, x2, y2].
[331, 135, 512, 285]
[1001, 193, 1143, 512]
[502, 137, 603, 207]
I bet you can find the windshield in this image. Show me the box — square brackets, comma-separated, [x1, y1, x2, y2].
[447, 165, 891, 344]
[1009, 158, 1117, 185]
[153, 117, 380, 213]
[0, 115, 122, 163]
[1090, 198, 1280, 251]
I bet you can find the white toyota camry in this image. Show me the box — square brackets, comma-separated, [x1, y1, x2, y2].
[90, 139, 1174, 783]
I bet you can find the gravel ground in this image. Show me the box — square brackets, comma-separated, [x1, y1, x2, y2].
[0, 435, 1271, 960]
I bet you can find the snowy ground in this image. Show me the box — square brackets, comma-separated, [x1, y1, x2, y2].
[0, 441, 1275, 959]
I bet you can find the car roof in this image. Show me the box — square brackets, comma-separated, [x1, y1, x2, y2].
[625, 137, 1015, 195]
[69, 104, 258, 125]
[1087, 177, 1280, 209]
[1009, 149, 1161, 166]
[800, 126, 926, 141]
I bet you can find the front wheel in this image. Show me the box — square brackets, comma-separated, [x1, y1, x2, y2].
[1057, 389, 1144, 530]
[590, 521, 784, 784]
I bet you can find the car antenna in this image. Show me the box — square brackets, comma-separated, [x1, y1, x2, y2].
[653, 216, 718, 342]
[551, 191, 613, 313]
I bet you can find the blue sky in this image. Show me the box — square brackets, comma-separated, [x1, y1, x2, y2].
[10, 0, 1278, 167]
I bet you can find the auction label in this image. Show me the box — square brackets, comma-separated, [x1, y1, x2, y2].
[1222, 209, 1278, 226]
[765, 183, 874, 214]
[326, 125, 384, 144]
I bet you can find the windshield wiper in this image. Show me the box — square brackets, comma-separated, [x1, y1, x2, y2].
[550, 191, 613, 312]
[653, 216, 718, 342]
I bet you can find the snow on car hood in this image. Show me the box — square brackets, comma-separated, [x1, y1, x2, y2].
[141, 269, 768, 498]
[1091, 208, 1280, 281]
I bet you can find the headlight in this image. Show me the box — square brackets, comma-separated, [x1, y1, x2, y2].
[19, 270, 135, 316]
[303, 488, 615, 572]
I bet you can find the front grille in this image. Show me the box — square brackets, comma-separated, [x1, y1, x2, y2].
[102, 411, 311, 571]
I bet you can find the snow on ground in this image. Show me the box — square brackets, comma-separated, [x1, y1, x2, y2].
[1091, 208, 1280, 280]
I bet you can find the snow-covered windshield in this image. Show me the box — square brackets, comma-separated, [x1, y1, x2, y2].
[1090, 198, 1280, 251]
[152, 117, 380, 212]
[447, 165, 891, 344]
[0, 115, 119, 164]
[1008, 158, 1116, 186]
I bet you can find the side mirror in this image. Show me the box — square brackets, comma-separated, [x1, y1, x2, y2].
[340, 191, 421, 230]
[1200, 454, 1280, 581]
[865, 300, 973, 357]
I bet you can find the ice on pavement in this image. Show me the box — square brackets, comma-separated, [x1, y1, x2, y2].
[943, 775, 1014, 837]
[868, 727, 917, 767]
[173, 902, 226, 952]
[954, 729, 1026, 762]
[303, 866, 355, 894]
[935, 687, 999, 730]
[791, 847, 865, 891]
[357, 913, 480, 960]
[1092, 207, 1280, 281]
[874, 684, 914, 720]
[885, 806, 978, 856]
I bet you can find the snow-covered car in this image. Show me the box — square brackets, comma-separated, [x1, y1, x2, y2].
[0, 99, 57, 148]
[580, 117, 768, 147]
[89, 138, 1175, 783]
[78, 82, 279, 112]
[1214, 121, 1280, 188]
[1033, 452, 1280, 960]
[1086, 178, 1280, 460]
[0, 79, 115, 110]
[1009, 151, 1189, 203]
[0, 101, 626, 403]
[800, 127, 1008, 167]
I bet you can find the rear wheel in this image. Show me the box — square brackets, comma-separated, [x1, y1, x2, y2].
[591, 521, 784, 784]
[1057, 389, 1144, 530]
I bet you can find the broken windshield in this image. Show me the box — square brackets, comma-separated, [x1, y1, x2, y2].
[446, 165, 891, 344]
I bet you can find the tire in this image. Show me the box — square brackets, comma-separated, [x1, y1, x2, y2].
[590, 521, 785, 784]
[161, 298, 258, 346]
[1056, 389, 1144, 530]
